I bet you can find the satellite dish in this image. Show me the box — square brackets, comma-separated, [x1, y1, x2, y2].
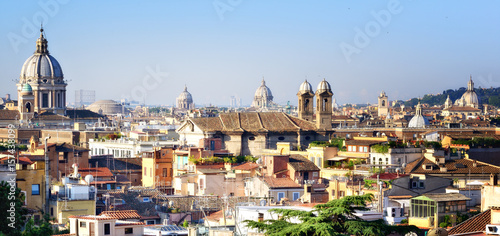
[84, 175, 94, 185]
[260, 200, 267, 206]
[402, 163, 407, 168]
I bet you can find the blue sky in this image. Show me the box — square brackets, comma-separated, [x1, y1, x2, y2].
[1, 1, 500, 107]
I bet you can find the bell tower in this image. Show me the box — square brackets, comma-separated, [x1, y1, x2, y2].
[297, 80, 314, 121]
[378, 91, 388, 117]
[19, 84, 35, 121]
[315, 79, 333, 129]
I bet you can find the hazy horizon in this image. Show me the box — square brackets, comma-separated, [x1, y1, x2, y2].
[1, 1, 499, 107]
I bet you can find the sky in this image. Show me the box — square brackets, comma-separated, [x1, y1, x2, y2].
[1, 1, 500, 107]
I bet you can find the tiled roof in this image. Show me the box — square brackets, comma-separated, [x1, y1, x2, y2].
[448, 209, 490, 235]
[418, 193, 470, 202]
[0, 110, 19, 120]
[288, 155, 320, 172]
[405, 157, 500, 175]
[37, 112, 71, 120]
[0, 156, 33, 165]
[190, 112, 317, 133]
[68, 215, 117, 220]
[66, 109, 105, 119]
[261, 176, 301, 188]
[99, 210, 141, 220]
[232, 162, 259, 171]
[79, 167, 114, 177]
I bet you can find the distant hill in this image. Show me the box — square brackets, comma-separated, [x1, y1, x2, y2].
[401, 87, 500, 107]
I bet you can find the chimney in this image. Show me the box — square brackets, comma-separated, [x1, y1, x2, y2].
[491, 174, 498, 186]
[473, 160, 477, 167]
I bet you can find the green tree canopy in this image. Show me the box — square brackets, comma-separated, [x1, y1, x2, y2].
[244, 194, 420, 236]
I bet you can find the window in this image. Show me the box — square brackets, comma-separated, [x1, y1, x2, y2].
[31, 184, 40, 195]
[358, 146, 363, 152]
[144, 167, 147, 176]
[363, 147, 368, 152]
[147, 220, 155, 225]
[339, 191, 345, 197]
[163, 168, 168, 177]
[293, 192, 300, 201]
[419, 181, 424, 188]
[42, 93, 49, 107]
[348, 146, 352, 152]
[143, 197, 150, 202]
[313, 172, 318, 177]
[277, 192, 285, 202]
[104, 223, 111, 235]
[278, 137, 285, 141]
[80, 221, 86, 228]
[258, 213, 264, 222]
[150, 168, 152, 177]
[125, 228, 133, 234]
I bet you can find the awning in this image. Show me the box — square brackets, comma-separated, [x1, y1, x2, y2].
[327, 157, 348, 161]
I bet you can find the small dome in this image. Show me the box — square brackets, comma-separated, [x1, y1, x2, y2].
[20, 54, 63, 79]
[408, 115, 429, 128]
[22, 83, 33, 93]
[316, 79, 332, 92]
[298, 80, 313, 94]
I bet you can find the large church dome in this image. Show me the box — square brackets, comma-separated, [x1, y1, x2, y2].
[254, 79, 273, 99]
[455, 77, 480, 108]
[19, 28, 64, 83]
[176, 86, 194, 109]
[21, 54, 63, 79]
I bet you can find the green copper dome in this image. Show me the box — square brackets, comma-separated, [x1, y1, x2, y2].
[22, 83, 33, 92]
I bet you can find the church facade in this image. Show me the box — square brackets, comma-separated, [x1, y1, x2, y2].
[177, 79, 335, 156]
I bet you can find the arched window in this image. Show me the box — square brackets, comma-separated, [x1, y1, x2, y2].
[323, 99, 327, 111]
[382, 100, 385, 106]
[25, 102, 31, 113]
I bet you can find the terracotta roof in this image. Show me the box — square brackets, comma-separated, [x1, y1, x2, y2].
[261, 176, 301, 188]
[448, 209, 490, 235]
[405, 157, 500, 175]
[37, 112, 71, 120]
[68, 215, 117, 220]
[0, 110, 19, 120]
[388, 195, 413, 199]
[189, 112, 317, 133]
[232, 162, 259, 171]
[99, 210, 141, 220]
[288, 155, 320, 172]
[78, 167, 114, 177]
[0, 156, 33, 165]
